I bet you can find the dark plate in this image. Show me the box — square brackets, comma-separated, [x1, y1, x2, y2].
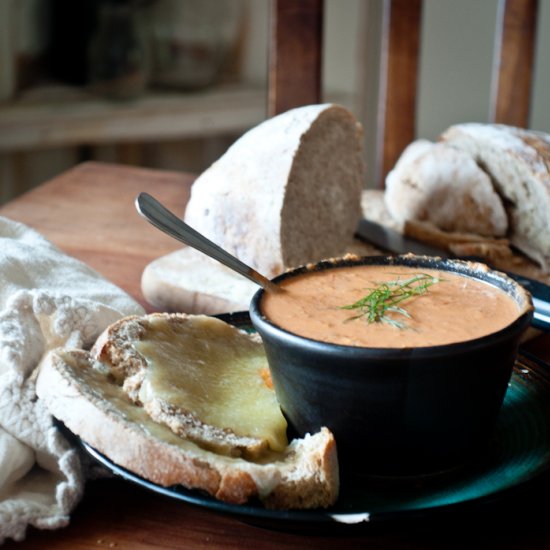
[77, 312, 550, 526]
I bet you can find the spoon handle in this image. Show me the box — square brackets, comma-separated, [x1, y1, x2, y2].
[135, 192, 279, 292]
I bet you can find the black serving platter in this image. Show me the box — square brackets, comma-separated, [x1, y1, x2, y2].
[74, 312, 550, 527]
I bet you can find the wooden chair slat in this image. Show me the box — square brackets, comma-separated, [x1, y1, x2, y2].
[490, 0, 539, 126]
[267, 0, 539, 186]
[377, 0, 423, 188]
[268, 0, 323, 117]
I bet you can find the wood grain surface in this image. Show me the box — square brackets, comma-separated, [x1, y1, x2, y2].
[0, 162, 188, 311]
[1, 162, 550, 549]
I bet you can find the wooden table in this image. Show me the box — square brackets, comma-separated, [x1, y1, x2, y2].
[2, 162, 550, 549]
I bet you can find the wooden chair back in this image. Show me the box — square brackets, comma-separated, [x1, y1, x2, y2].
[268, 0, 539, 188]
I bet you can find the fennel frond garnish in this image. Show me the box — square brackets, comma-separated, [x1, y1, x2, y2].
[340, 273, 441, 329]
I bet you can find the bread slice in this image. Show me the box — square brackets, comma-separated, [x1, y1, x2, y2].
[361, 188, 404, 232]
[142, 249, 258, 314]
[183, 103, 364, 279]
[36, 348, 339, 508]
[384, 139, 508, 237]
[141, 239, 381, 315]
[360, 188, 550, 285]
[440, 123, 550, 272]
[90, 313, 288, 459]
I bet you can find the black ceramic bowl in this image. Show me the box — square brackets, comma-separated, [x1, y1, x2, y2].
[249, 255, 533, 477]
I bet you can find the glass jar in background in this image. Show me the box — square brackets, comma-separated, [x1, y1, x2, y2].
[88, 0, 150, 100]
[147, 0, 243, 91]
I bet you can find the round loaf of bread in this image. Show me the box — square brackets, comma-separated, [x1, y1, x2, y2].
[384, 139, 508, 237]
[440, 123, 550, 272]
[183, 104, 364, 278]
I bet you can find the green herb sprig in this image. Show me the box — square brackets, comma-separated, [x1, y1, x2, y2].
[340, 273, 441, 329]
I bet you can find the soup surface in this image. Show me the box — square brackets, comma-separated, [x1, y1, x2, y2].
[260, 264, 521, 348]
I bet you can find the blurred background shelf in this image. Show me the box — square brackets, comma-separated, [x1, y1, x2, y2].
[0, 84, 268, 151]
[1, 0, 549, 206]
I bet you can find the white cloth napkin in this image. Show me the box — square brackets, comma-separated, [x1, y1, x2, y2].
[0, 216, 144, 543]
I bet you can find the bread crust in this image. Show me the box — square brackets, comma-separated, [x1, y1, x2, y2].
[371, 123, 550, 276]
[140, 104, 365, 314]
[384, 140, 508, 237]
[36, 348, 339, 508]
[361, 189, 550, 285]
[183, 103, 363, 279]
[141, 248, 258, 314]
[440, 123, 550, 272]
[37, 350, 224, 495]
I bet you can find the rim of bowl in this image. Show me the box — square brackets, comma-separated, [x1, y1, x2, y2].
[249, 254, 534, 359]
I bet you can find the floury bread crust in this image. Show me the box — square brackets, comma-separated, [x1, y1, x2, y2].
[375, 123, 550, 274]
[141, 104, 368, 314]
[384, 139, 508, 237]
[360, 187, 550, 285]
[141, 249, 259, 315]
[36, 345, 339, 508]
[183, 104, 364, 278]
[440, 123, 550, 272]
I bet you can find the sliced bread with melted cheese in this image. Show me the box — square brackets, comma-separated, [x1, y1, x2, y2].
[36, 347, 339, 508]
[89, 313, 287, 459]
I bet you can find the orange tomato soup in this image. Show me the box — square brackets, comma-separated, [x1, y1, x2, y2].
[260, 265, 521, 348]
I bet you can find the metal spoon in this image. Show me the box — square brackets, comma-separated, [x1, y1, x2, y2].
[135, 192, 280, 293]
